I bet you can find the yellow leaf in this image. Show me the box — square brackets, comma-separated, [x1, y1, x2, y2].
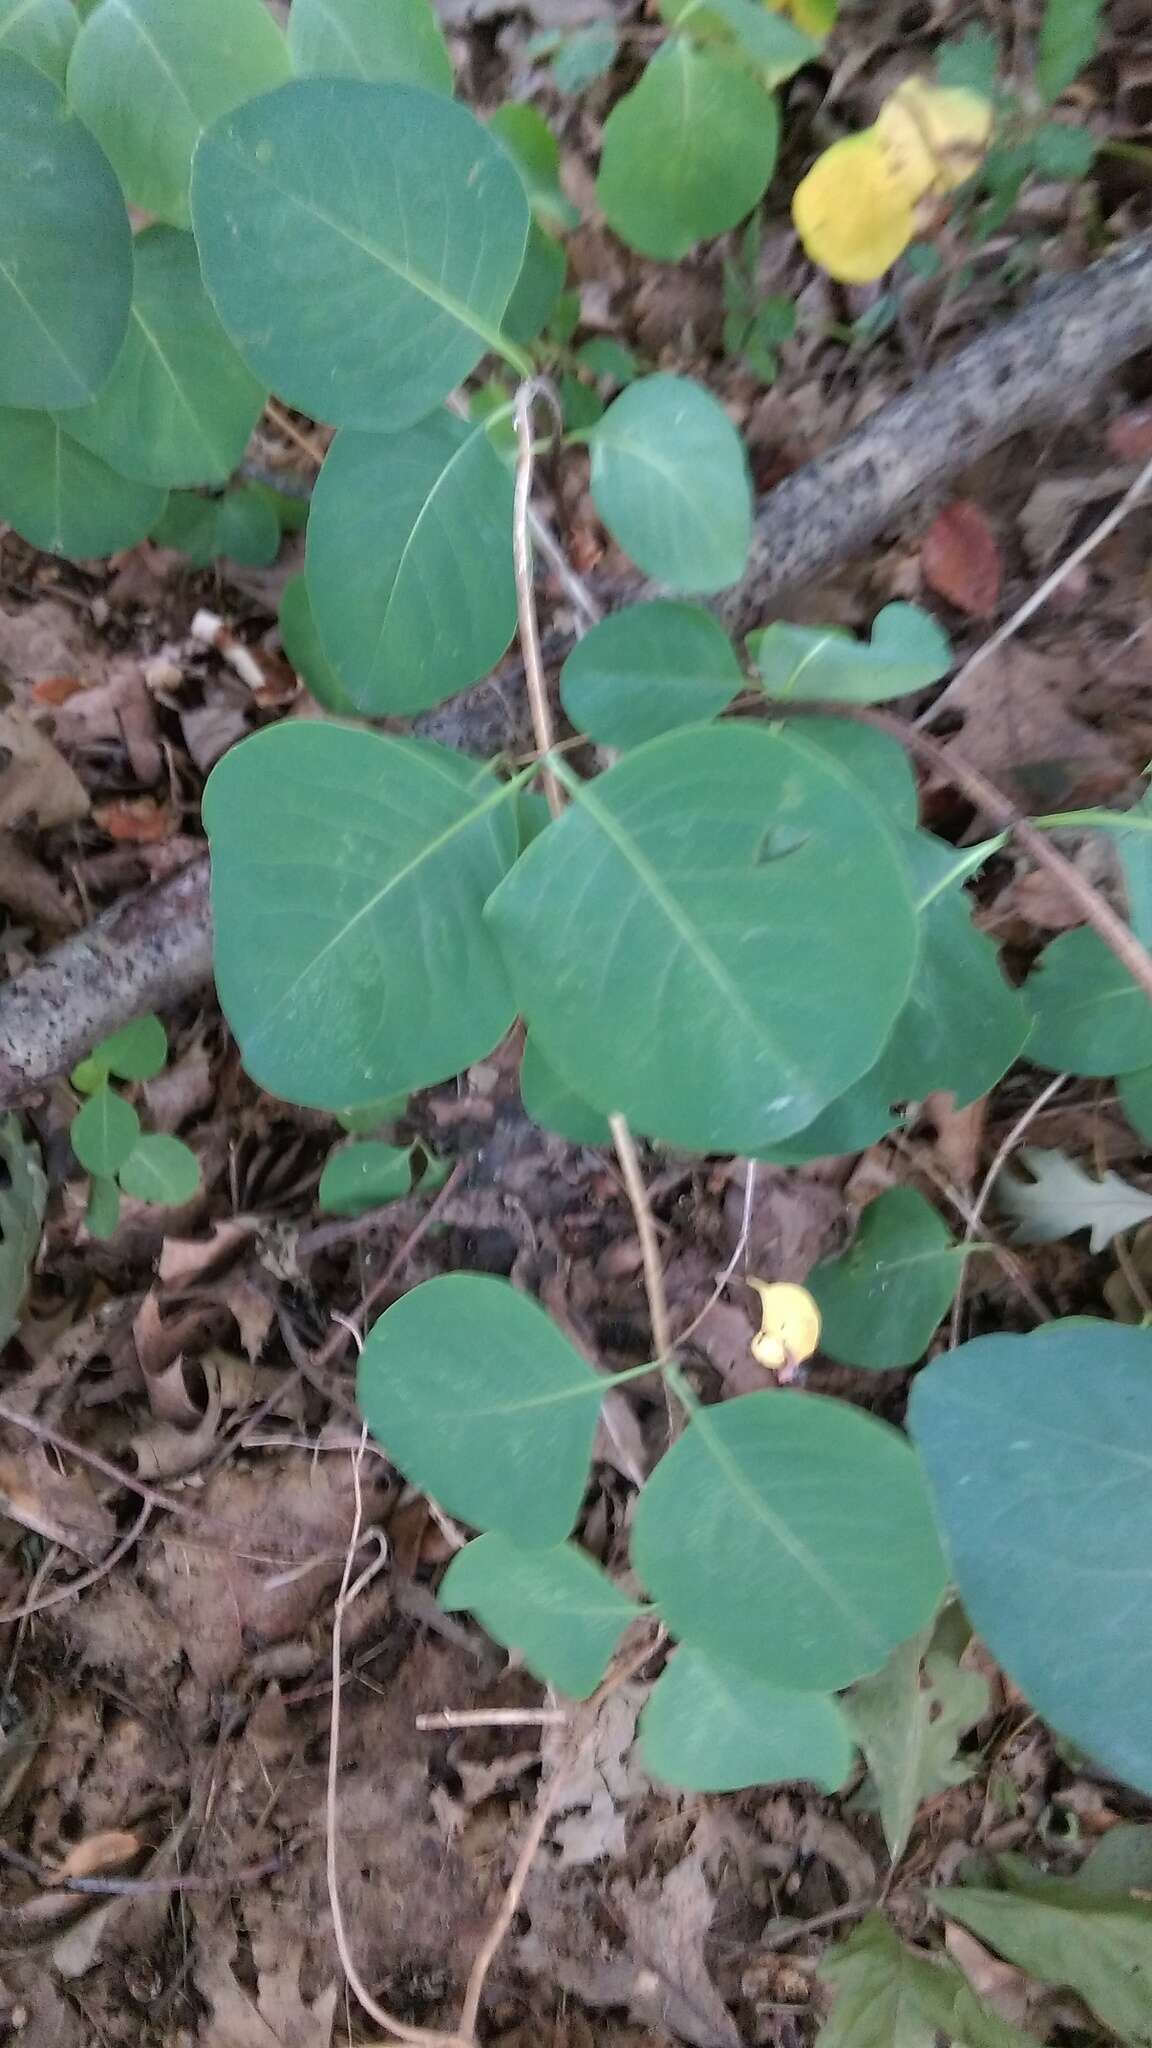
[747, 1279, 822, 1373]
[767, 0, 837, 32]
[876, 78, 993, 197]
[792, 130, 916, 285]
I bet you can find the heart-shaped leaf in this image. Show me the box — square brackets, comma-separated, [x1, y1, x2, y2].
[560, 602, 744, 750]
[306, 416, 516, 714]
[358, 1275, 604, 1545]
[440, 1533, 641, 1696]
[909, 1320, 1152, 1794]
[807, 1187, 966, 1370]
[68, 0, 290, 227]
[60, 227, 266, 488]
[1024, 927, 1152, 1075]
[288, 0, 452, 92]
[640, 1647, 855, 1792]
[88, 1014, 168, 1082]
[588, 376, 752, 592]
[203, 722, 520, 1110]
[0, 52, 132, 409]
[632, 1390, 948, 1688]
[486, 724, 918, 1154]
[71, 1087, 141, 1177]
[749, 603, 951, 703]
[0, 412, 166, 558]
[598, 40, 778, 260]
[192, 79, 529, 430]
[0, 0, 76, 83]
[117, 1134, 201, 1205]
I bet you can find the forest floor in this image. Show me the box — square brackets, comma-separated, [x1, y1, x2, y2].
[2, 1, 1152, 2044]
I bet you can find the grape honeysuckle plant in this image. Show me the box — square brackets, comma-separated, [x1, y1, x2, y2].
[3, 0, 1152, 1805]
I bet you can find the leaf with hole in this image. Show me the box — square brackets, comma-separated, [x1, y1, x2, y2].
[318, 1141, 415, 1216]
[996, 1145, 1152, 1252]
[192, 79, 529, 430]
[306, 415, 516, 715]
[71, 1086, 141, 1177]
[288, 0, 451, 92]
[909, 1320, 1152, 1795]
[487, 723, 918, 1154]
[807, 1188, 966, 1370]
[597, 40, 779, 261]
[632, 1390, 947, 1688]
[588, 375, 752, 593]
[60, 228, 266, 488]
[560, 602, 743, 750]
[0, 1115, 46, 1349]
[117, 1134, 200, 1205]
[440, 1533, 641, 1697]
[358, 1275, 604, 1545]
[845, 1623, 989, 1865]
[204, 722, 520, 1110]
[88, 1014, 168, 1082]
[68, 0, 290, 226]
[0, 413, 166, 559]
[278, 576, 358, 715]
[640, 1648, 855, 1792]
[0, 0, 75, 82]
[0, 52, 131, 409]
[749, 603, 951, 703]
[1022, 927, 1152, 1076]
[520, 1037, 612, 1147]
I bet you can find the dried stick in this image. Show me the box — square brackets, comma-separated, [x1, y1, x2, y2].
[609, 1112, 673, 1363]
[513, 381, 564, 819]
[948, 1071, 1070, 1344]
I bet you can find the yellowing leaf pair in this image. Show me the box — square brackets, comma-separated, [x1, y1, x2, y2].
[793, 78, 993, 284]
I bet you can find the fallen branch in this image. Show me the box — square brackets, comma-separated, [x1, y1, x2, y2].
[5, 234, 1152, 1102]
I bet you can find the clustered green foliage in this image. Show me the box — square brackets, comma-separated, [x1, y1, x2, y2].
[69, 1015, 200, 1235]
[2, 0, 1148, 1868]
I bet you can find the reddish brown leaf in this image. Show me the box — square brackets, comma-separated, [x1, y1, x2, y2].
[29, 674, 85, 706]
[921, 499, 1002, 619]
[92, 796, 177, 844]
[1106, 408, 1152, 463]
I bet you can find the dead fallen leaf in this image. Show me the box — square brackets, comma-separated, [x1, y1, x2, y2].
[944, 1921, 1037, 2026]
[50, 1831, 141, 1883]
[29, 675, 85, 707]
[0, 707, 89, 830]
[0, 599, 102, 696]
[0, 1449, 116, 1562]
[1020, 468, 1133, 570]
[546, 1685, 647, 1868]
[921, 499, 1002, 619]
[92, 796, 177, 844]
[943, 643, 1125, 806]
[158, 1217, 258, 1287]
[613, 1850, 742, 2048]
[0, 834, 76, 931]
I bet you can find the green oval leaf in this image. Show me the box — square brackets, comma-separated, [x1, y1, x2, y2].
[318, 1140, 415, 1216]
[440, 1533, 641, 1697]
[117, 1133, 201, 1205]
[71, 1086, 141, 1177]
[278, 575, 358, 715]
[597, 41, 778, 261]
[85, 1174, 121, 1240]
[307, 416, 516, 715]
[1023, 927, 1152, 1076]
[0, 0, 76, 83]
[749, 603, 952, 704]
[632, 1389, 948, 1689]
[150, 490, 220, 566]
[60, 228, 266, 488]
[785, 716, 919, 826]
[357, 1274, 603, 1545]
[215, 484, 281, 566]
[640, 1648, 855, 1793]
[486, 724, 918, 1154]
[288, 0, 451, 92]
[192, 79, 529, 431]
[807, 1187, 965, 1370]
[520, 1036, 612, 1147]
[0, 51, 131, 409]
[203, 722, 520, 1110]
[661, 0, 821, 79]
[90, 1013, 168, 1082]
[67, 0, 291, 227]
[0, 412, 166, 558]
[588, 376, 752, 593]
[909, 1320, 1152, 1795]
[560, 602, 744, 750]
[1037, 0, 1101, 103]
[489, 103, 579, 234]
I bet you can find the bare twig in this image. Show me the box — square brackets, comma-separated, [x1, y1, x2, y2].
[609, 1113, 673, 1363]
[513, 381, 564, 819]
[0, 1500, 151, 1630]
[672, 1159, 759, 1351]
[948, 1072, 1070, 1344]
[415, 1707, 569, 1731]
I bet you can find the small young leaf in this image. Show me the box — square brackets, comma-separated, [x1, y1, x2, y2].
[597, 41, 779, 261]
[288, 0, 452, 93]
[846, 1624, 989, 1865]
[71, 1086, 141, 1177]
[588, 375, 752, 593]
[937, 24, 999, 98]
[0, 0, 76, 84]
[278, 576, 358, 715]
[0, 1115, 47, 1348]
[934, 1881, 1152, 2047]
[1023, 927, 1152, 1076]
[307, 416, 516, 714]
[575, 338, 638, 385]
[550, 22, 617, 91]
[85, 1175, 121, 1241]
[559, 602, 743, 749]
[632, 1390, 947, 1689]
[749, 602, 951, 703]
[1037, 0, 1101, 103]
[817, 1913, 1035, 2048]
[488, 103, 579, 233]
[1031, 120, 1095, 178]
[640, 1648, 855, 1793]
[205, 723, 520, 1111]
[0, 413, 166, 560]
[661, 0, 820, 80]
[318, 1141, 415, 1217]
[909, 1320, 1152, 1795]
[334, 1095, 409, 1135]
[70, 1057, 107, 1096]
[117, 1134, 200, 1205]
[996, 1145, 1152, 1252]
[440, 1533, 641, 1697]
[520, 1037, 612, 1148]
[0, 52, 132, 410]
[357, 1274, 604, 1545]
[807, 1187, 965, 1371]
[192, 80, 529, 432]
[90, 1014, 168, 1082]
[68, 0, 291, 227]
